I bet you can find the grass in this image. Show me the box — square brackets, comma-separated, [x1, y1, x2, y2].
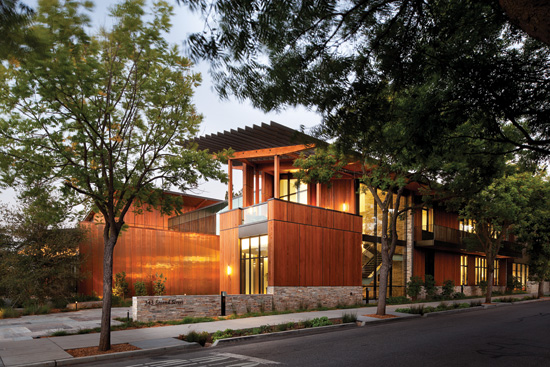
[395, 301, 483, 315]
[0, 307, 20, 319]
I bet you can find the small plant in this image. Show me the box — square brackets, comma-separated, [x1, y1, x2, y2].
[310, 316, 332, 327]
[0, 307, 19, 319]
[134, 281, 148, 296]
[153, 273, 167, 296]
[442, 280, 455, 298]
[259, 324, 271, 333]
[408, 305, 425, 315]
[342, 312, 358, 323]
[406, 276, 424, 300]
[387, 296, 410, 305]
[113, 271, 129, 298]
[424, 275, 437, 299]
[183, 330, 211, 346]
[51, 330, 69, 337]
[212, 328, 234, 342]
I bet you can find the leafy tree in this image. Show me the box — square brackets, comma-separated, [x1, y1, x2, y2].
[0, 187, 85, 307]
[515, 174, 550, 298]
[182, 0, 550, 158]
[460, 172, 534, 303]
[0, 0, 225, 350]
[0, 0, 39, 59]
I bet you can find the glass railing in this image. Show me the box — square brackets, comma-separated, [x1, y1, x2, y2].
[242, 202, 268, 225]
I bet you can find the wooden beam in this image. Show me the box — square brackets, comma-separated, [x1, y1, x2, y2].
[242, 162, 254, 207]
[228, 159, 233, 210]
[255, 169, 260, 204]
[316, 182, 322, 208]
[230, 144, 314, 160]
[274, 155, 280, 199]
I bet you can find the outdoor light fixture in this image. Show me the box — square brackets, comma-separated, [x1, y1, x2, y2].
[227, 265, 232, 275]
[342, 203, 348, 211]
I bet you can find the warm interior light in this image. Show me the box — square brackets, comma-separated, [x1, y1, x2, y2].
[227, 265, 232, 275]
[342, 203, 348, 211]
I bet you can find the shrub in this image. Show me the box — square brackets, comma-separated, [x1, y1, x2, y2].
[113, 272, 129, 298]
[387, 296, 409, 305]
[310, 316, 332, 327]
[51, 298, 69, 309]
[470, 300, 482, 307]
[442, 280, 455, 298]
[458, 302, 470, 309]
[342, 312, 358, 323]
[506, 277, 523, 294]
[408, 305, 425, 315]
[478, 280, 488, 295]
[153, 273, 167, 296]
[134, 281, 148, 296]
[212, 328, 234, 342]
[183, 330, 211, 346]
[51, 330, 69, 337]
[69, 294, 100, 303]
[111, 295, 131, 307]
[452, 292, 466, 299]
[424, 275, 437, 299]
[406, 276, 424, 300]
[0, 307, 19, 319]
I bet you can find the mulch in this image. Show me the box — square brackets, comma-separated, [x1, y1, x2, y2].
[65, 343, 140, 358]
[363, 314, 398, 319]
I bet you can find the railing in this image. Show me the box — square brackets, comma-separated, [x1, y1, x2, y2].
[242, 202, 268, 225]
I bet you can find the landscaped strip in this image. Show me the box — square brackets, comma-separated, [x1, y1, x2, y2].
[395, 301, 483, 315]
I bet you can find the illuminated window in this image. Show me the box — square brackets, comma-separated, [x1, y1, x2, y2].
[493, 260, 499, 286]
[422, 207, 433, 232]
[475, 257, 487, 285]
[460, 219, 475, 233]
[512, 263, 529, 289]
[279, 175, 308, 204]
[240, 235, 268, 294]
[460, 255, 468, 286]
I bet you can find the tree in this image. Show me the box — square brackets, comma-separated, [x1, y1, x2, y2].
[0, 0, 38, 59]
[0, 186, 85, 307]
[460, 172, 534, 303]
[515, 174, 550, 298]
[182, 0, 550, 158]
[0, 0, 225, 351]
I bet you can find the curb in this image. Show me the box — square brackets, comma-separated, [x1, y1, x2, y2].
[11, 343, 201, 367]
[357, 314, 422, 326]
[211, 322, 358, 346]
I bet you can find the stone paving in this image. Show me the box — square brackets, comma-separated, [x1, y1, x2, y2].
[0, 307, 130, 342]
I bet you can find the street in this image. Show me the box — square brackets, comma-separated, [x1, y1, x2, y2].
[88, 301, 550, 367]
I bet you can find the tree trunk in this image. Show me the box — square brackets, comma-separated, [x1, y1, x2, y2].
[538, 280, 544, 299]
[499, 0, 550, 46]
[98, 236, 116, 351]
[486, 267, 494, 304]
[376, 261, 390, 315]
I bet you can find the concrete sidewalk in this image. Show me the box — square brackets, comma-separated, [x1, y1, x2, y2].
[0, 294, 539, 367]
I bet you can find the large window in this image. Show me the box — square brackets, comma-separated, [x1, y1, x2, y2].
[359, 185, 408, 240]
[493, 260, 499, 286]
[240, 235, 268, 294]
[475, 257, 487, 285]
[512, 263, 529, 289]
[279, 175, 308, 204]
[460, 255, 468, 286]
[422, 207, 433, 232]
[460, 219, 475, 233]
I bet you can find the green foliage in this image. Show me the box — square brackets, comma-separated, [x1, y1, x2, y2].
[406, 276, 424, 300]
[310, 317, 332, 327]
[452, 292, 466, 300]
[478, 281, 488, 295]
[51, 330, 69, 337]
[442, 280, 455, 298]
[506, 277, 523, 293]
[386, 296, 410, 305]
[68, 294, 100, 303]
[183, 331, 210, 346]
[342, 312, 358, 323]
[212, 329, 234, 342]
[111, 295, 131, 307]
[153, 273, 167, 296]
[0, 191, 85, 307]
[22, 303, 51, 316]
[113, 272, 129, 299]
[424, 275, 437, 299]
[0, 307, 19, 319]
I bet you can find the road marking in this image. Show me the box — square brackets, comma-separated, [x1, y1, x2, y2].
[124, 352, 279, 367]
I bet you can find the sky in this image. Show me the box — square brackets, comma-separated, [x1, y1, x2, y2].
[1, 0, 323, 206]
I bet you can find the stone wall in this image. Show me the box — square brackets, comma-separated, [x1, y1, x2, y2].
[132, 286, 362, 322]
[268, 286, 363, 311]
[132, 294, 272, 322]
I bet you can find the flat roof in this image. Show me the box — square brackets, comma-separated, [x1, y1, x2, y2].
[190, 121, 323, 153]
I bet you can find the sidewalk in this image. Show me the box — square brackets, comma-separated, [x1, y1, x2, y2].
[0, 294, 539, 367]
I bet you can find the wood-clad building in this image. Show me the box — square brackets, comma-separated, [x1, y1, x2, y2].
[79, 121, 529, 299]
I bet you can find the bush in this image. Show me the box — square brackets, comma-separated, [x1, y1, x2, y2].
[452, 292, 466, 299]
[506, 277, 523, 294]
[134, 281, 148, 296]
[442, 280, 455, 298]
[0, 307, 19, 319]
[406, 276, 424, 300]
[478, 280, 488, 295]
[68, 294, 101, 303]
[113, 272, 129, 298]
[387, 296, 410, 305]
[310, 316, 332, 327]
[153, 273, 167, 296]
[22, 303, 51, 316]
[51, 298, 69, 309]
[111, 295, 131, 307]
[424, 275, 437, 298]
[183, 330, 211, 346]
[212, 328, 234, 342]
[342, 312, 358, 323]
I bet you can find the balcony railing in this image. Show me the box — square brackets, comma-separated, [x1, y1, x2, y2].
[242, 202, 268, 225]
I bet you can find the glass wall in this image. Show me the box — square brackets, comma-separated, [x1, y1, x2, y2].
[279, 175, 308, 204]
[240, 235, 269, 294]
[512, 263, 529, 289]
[359, 185, 408, 240]
[460, 255, 468, 286]
[475, 257, 487, 285]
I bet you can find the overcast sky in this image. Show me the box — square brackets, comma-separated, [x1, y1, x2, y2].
[1, 0, 322, 206]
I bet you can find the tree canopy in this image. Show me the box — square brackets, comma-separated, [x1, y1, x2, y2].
[0, 0, 225, 350]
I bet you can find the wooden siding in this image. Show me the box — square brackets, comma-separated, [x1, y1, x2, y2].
[219, 209, 243, 294]
[413, 248, 425, 278]
[434, 251, 460, 285]
[434, 209, 459, 229]
[79, 222, 220, 297]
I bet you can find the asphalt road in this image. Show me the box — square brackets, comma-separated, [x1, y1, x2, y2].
[89, 301, 550, 367]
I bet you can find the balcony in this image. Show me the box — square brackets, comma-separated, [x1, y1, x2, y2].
[414, 224, 522, 257]
[242, 202, 268, 225]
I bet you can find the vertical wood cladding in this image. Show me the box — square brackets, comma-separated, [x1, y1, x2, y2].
[79, 222, 220, 297]
[413, 248, 425, 278]
[434, 251, 460, 285]
[219, 209, 243, 294]
[434, 209, 460, 229]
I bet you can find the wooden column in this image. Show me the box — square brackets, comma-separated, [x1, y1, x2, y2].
[228, 159, 233, 210]
[255, 169, 260, 204]
[274, 155, 280, 199]
[316, 182, 322, 207]
[261, 172, 274, 202]
[242, 162, 254, 207]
